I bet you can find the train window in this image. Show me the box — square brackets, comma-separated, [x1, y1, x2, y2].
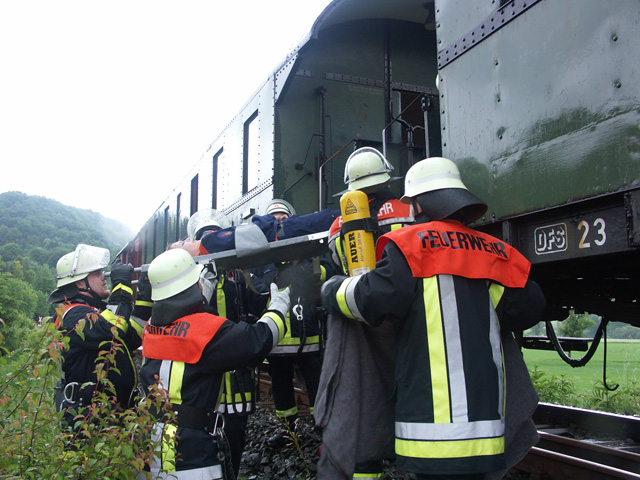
[153, 217, 158, 258]
[396, 90, 441, 159]
[146, 226, 152, 265]
[398, 91, 426, 149]
[176, 193, 181, 242]
[190, 174, 199, 216]
[164, 206, 169, 250]
[243, 110, 259, 194]
[212, 147, 223, 209]
[142, 226, 147, 265]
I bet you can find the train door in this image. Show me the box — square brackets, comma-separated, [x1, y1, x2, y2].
[391, 89, 441, 173]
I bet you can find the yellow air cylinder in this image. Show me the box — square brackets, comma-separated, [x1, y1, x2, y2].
[340, 190, 376, 276]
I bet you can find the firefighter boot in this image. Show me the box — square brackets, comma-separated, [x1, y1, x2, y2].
[267, 415, 297, 448]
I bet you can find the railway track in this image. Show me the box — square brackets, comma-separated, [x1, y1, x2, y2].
[256, 372, 640, 478]
[515, 431, 640, 479]
[517, 402, 640, 479]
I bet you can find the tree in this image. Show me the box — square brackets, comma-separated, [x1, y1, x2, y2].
[558, 310, 597, 338]
[0, 272, 38, 325]
[0, 242, 21, 263]
[0, 272, 39, 352]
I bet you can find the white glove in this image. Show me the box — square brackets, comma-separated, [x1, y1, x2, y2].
[268, 283, 291, 320]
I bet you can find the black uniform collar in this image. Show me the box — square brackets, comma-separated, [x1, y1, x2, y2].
[150, 284, 207, 326]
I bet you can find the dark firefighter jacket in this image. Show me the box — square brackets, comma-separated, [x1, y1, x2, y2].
[54, 295, 143, 414]
[140, 284, 286, 478]
[266, 257, 330, 356]
[322, 219, 545, 476]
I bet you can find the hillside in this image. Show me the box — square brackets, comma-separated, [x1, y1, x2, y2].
[0, 191, 134, 268]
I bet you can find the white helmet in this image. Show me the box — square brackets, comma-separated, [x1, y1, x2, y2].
[265, 199, 296, 216]
[148, 248, 201, 301]
[401, 157, 487, 224]
[343, 147, 400, 192]
[55, 244, 110, 288]
[187, 209, 231, 240]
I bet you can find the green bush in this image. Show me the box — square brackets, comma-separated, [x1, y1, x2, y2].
[0, 321, 175, 479]
[529, 365, 640, 416]
[582, 379, 640, 416]
[529, 365, 576, 405]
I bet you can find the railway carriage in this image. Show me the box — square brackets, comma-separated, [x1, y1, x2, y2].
[120, 0, 640, 340]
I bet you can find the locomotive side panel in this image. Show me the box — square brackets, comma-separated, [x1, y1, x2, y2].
[438, 0, 640, 220]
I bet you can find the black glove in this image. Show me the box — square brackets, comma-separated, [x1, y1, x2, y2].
[276, 258, 320, 289]
[135, 271, 152, 302]
[108, 260, 134, 317]
[275, 262, 295, 288]
[132, 271, 153, 322]
[296, 258, 321, 282]
[110, 260, 134, 289]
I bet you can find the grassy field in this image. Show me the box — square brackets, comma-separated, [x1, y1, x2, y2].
[522, 339, 639, 395]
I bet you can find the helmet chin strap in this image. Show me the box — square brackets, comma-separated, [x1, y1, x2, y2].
[77, 277, 102, 301]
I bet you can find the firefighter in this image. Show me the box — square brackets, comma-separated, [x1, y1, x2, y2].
[262, 255, 332, 448]
[47, 244, 144, 429]
[316, 147, 414, 479]
[329, 146, 413, 266]
[139, 248, 291, 479]
[247, 199, 330, 449]
[321, 157, 545, 479]
[185, 208, 258, 478]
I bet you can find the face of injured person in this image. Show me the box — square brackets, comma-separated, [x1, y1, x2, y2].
[170, 238, 201, 257]
[272, 212, 289, 223]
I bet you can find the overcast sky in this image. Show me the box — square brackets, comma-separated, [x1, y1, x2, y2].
[0, 0, 332, 234]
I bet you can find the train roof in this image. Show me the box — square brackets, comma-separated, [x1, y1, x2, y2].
[308, 0, 430, 38]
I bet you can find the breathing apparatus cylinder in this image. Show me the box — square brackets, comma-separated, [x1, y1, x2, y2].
[339, 190, 376, 276]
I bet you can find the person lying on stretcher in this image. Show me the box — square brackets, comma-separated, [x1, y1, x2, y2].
[171, 208, 340, 257]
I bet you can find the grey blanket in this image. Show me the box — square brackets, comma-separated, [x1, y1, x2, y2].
[315, 314, 396, 479]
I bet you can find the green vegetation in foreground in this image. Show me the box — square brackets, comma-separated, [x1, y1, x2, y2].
[0, 321, 174, 479]
[524, 340, 640, 415]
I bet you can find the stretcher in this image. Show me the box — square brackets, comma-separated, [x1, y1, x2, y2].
[108, 227, 331, 278]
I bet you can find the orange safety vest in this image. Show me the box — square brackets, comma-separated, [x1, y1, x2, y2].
[142, 313, 226, 364]
[55, 302, 94, 330]
[376, 220, 531, 287]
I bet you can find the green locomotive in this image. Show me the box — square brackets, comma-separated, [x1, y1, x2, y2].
[123, 0, 640, 336]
